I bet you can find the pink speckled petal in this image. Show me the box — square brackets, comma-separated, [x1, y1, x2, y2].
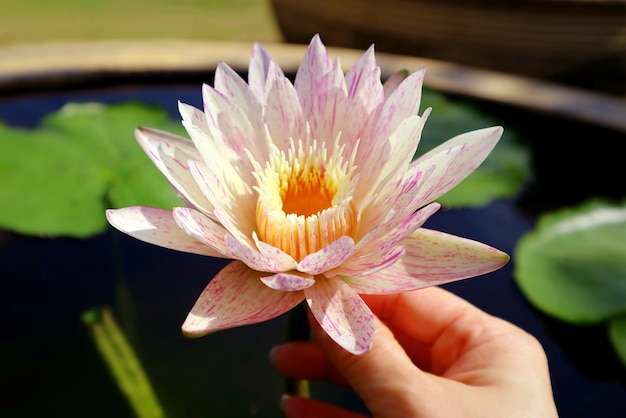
[152, 141, 215, 216]
[172, 207, 233, 258]
[106, 206, 222, 257]
[382, 69, 409, 99]
[330, 203, 440, 277]
[135, 126, 200, 161]
[263, 61, 305, 152]
[297, 236, 355, 275]
[354, 168, 428, 242]
[374, 68, 426, 140]
[401, 227, 510, 280]
[248, 42, 281, 101]
[305, 277, 375, 355]
[182, 261, 305, 336]
[347, 228, 510, 294]
[188, 160, 257, 245]
[225, 235, 296, 273]
[214, 61, 264, 135]
[344, 45, 383, 115]
[353, 112, 428, 207]
[253, 233, 298, 270]
[294, 35, 348, 143]
[341, 258, 423, 295]
[179, 101, 243, 183]
[202, 84, 265, 170]
[340, 45, 384, 159]
[294, 35, 332, 101]
[409, 126, 503, 208]
[135, 127, 208, 210]
[330, 245, 406, 280]
[260, 271, 315, 291]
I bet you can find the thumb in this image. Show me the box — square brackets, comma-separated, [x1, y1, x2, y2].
[309, 311, 427, 415]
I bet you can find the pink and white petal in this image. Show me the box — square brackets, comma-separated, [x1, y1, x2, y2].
[333, 203, 440, 277]
[188, 160, 257, 244]
[327, 245, 406, 279]
[172, 207, 233, 258]
[297, 236, 355, 276]
[354, 113, 427, 205]
[253, 233, 298, 270]
[225, 234, 296, 273]
[248, 42, 280, 101]
[344, 45, 384, 114]
[372, 201, 441, 251]
[305, 276, 375, 355]
[346, 228, 508, 294]
[294, 36, 348, 143]
[179, 101, 241, 177]
[408, 126, 503, 208]
[372, 68, 426, 140]
[202, 84, 265, 170]
[214, 61, 264, 134]
[260, 271, 315, 291]
[182, 261, 305, 336]
[153, 142, 215, 216]
[350, 69, 425, 174]
[301, 59, 348, 145]
[340, 46, 384, 159]
[135, 126, 200, 160]
[178, 101, 211, 138]
[106, 206, 222, 257]
[293, 34, 332, 102]
[263, 61, 305, 151]
[354, 167, 429, 242]
[399, 227, 509, 280]
[342, 259, 428, 295]
[382, 69, 410, 99]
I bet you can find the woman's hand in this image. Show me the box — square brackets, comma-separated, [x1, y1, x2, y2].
[271, 286, 558, 417]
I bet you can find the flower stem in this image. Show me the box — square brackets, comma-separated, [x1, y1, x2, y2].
[82, 306, 167, 418]
[284, 300, 311, 397]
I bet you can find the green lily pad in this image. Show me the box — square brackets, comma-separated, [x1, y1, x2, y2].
[0, 102, 185, 237]
[608, 315, 626, 368]
[418, 88, 531, 207]
[514, 201, 626, 323]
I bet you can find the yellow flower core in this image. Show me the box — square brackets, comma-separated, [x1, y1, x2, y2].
[253, 136, 358, 262]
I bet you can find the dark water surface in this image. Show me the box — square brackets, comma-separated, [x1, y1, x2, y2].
[1, 85, 625, 417]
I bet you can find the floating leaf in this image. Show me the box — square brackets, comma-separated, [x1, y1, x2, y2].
[514, 201, 626, 323]
[0, 102, 185, 237]
[418, 88, 531, 207]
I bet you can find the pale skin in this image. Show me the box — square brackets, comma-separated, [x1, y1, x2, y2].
[270, 286, 559, 418]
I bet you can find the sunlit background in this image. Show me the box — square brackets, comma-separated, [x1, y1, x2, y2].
[0, 0, 281, 43]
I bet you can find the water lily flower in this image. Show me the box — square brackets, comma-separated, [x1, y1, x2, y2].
[106, 35, 509, 355]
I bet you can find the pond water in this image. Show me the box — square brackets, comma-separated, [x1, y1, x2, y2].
[1, 84, 625, 417]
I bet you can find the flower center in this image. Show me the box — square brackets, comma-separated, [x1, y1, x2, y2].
[252, 134, 358, 262]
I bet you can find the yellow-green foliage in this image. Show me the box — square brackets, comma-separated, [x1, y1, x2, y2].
[0, 0, 280, 43]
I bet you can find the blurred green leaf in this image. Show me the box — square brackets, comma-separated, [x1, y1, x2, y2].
[608, 315, 626, 368]
[418, 88, 531, 207]
[514, 201, 626, 323]
[0, 102, 185, 237]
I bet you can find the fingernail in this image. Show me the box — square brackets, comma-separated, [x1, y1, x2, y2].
[280, 394, 291, 411]
[269, 345, 280, 362]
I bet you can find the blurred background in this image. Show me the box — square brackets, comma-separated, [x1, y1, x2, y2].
[0, 0, 280, 43]
[1, 1, 626, 417]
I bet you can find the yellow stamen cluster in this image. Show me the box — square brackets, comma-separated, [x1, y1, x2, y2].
[253, 134, 357, 262]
